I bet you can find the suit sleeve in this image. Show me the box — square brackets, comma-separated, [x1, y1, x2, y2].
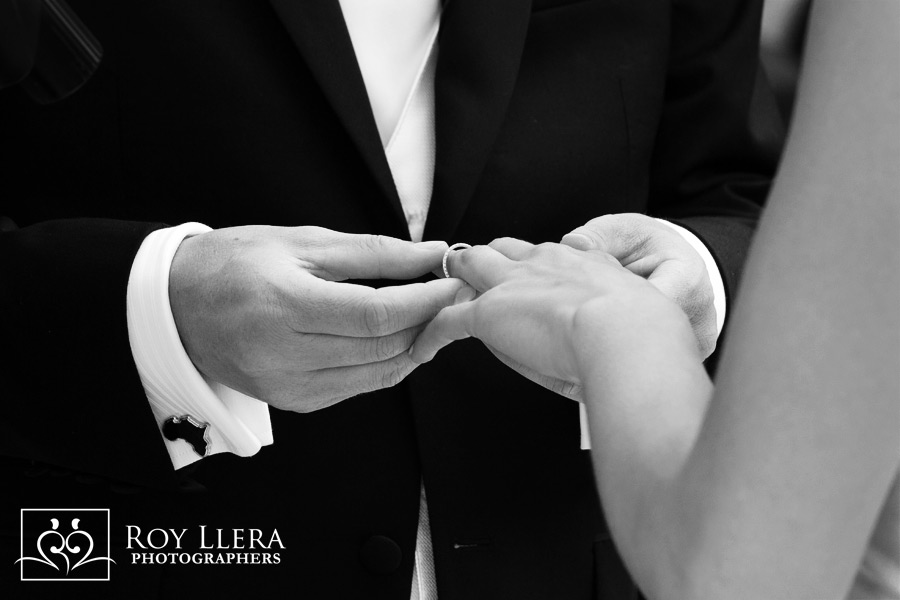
[0, 218, 181, 489]
[0, 0, 179, 488]
[648, 0, 785, 305]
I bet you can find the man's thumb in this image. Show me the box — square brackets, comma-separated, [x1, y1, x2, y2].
[560, 213, 644, 258]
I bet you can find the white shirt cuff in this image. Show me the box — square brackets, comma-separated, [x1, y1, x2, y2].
[655, 219, 727, 337]
[126, 223, 274, 470]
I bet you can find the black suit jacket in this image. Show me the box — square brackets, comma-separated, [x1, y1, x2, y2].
[0, 1, 781, 598]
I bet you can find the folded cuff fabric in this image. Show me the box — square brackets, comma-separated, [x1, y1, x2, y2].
[126, 222, 273, 470]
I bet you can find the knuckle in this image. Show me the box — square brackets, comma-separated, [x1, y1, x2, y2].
[569, 225, 594, 238]
[265, 295, 302, 338]
[621, 228, 649, 255]
[452, 244, 485, 275]
[488, 237, 517, 249]
[291, 226, 332, 252]
[529, 242, 565, 263]
[585, 213, 622, 233]
[295, 225, 328, 239]
[371, 332, 403, 362]
[533, 242, 559, 254]
[578, 223, 614, 251]
[361, 233, 390, 254]
[571, 225, 597, 241]
[455, 245, 481, 267]
[376, 362, 410, 391]
[361, 294, 396, 336]
[381, 366, 406, 390]
[612, 214, 650, 248]
[617, 212, 648, 229]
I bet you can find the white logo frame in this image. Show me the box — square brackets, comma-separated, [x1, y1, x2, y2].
[17, 508, 113, 582]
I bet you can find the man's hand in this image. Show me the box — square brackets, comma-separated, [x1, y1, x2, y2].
[561, 213, 717, 358]
[411, 241, 699, 398]
[169, 226, 465, 412]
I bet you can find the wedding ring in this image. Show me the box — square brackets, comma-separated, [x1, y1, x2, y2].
[442, 243, 472, 278]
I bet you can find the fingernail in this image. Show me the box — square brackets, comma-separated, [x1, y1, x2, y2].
[454, 286, 476, 305]
[416, 240, 448, 250]
[560, 232, 593, 251]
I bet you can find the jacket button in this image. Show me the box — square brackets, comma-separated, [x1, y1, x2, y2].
[359, 535, 402, 575]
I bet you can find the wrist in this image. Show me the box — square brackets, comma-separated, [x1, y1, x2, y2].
[127, 223, 274, 469]
[167, 233, 213, 374]
[571, 290, 702, 388]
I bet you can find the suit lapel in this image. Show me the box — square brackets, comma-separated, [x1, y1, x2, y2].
[267, 0, 406, 226]
[425, 0, 533, 242]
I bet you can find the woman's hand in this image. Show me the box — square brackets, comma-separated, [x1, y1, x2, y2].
[410, 238, 700, 395]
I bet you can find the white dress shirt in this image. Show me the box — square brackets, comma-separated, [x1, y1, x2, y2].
[125, 3, 726, 599]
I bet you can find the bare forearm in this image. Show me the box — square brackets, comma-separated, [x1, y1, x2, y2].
[574, 299, 713, 598]
[579, 4, 900, 597]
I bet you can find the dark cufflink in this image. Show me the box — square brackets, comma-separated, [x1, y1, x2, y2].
[162, 415, 210, 458]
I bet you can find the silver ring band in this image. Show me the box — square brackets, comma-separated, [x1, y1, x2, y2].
[442, 243, 472, 278]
